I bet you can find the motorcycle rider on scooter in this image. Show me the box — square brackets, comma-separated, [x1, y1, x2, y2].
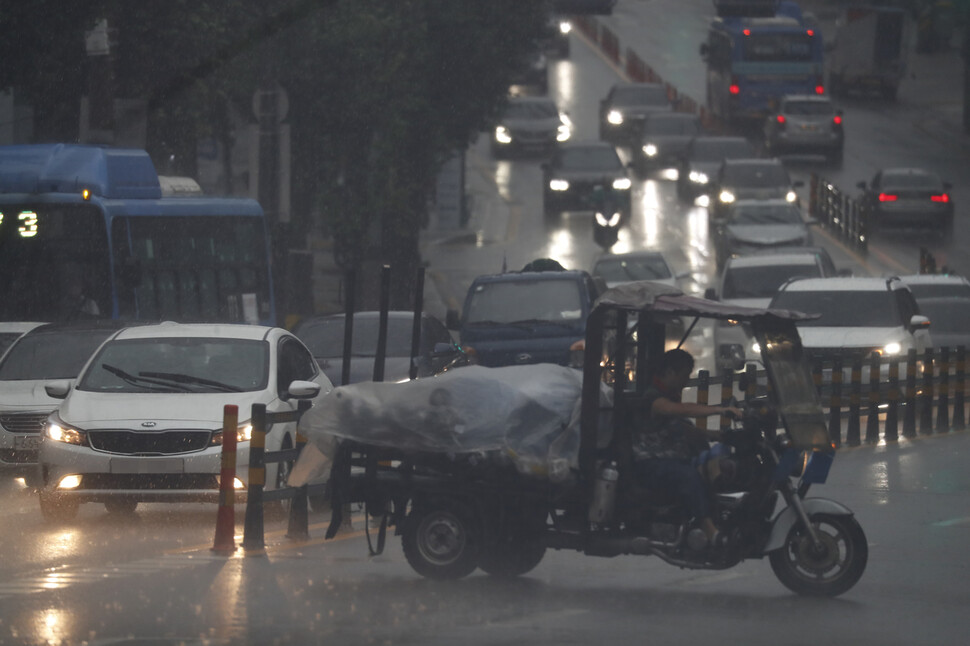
[632, 348, 742, 550]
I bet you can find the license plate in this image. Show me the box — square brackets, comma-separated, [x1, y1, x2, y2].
[13, 435, 42, 451]
[800, 124, 818, 132]
[110, 457, 184, 474]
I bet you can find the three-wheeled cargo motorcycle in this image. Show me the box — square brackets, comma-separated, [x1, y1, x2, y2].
[307, 281, 868, 597]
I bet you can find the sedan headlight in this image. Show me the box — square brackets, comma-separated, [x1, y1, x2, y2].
[719, 190, 736, 204]
[45, 418, 87, 446]
[494, 126, 512, 144]
[642, 143, 658, 157]
[785, 190, 798, 203]
[210, 422, 254, 446]
[549, 179, 570, 191]
[607, 110, 624, 125]
[612, 177, 632, 190]
[559, 20, 572, 34]
[881, 342, 902, 356]
[689, 170, 709, 185]
[556, 123, 571, 142]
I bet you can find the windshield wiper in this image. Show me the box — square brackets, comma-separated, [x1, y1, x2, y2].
[139, 371, 243, 393]
[101, 364, 193, 392]
[508, 318, 576, 329]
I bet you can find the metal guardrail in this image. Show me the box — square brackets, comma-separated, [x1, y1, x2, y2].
[808, 173, 868, 251]
[687, 345, 968, 447]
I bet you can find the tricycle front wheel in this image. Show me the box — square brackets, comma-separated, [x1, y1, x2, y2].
[769, 513, 868, 597]
[402, 499, 480, 580]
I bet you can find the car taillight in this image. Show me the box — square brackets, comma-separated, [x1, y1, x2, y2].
[931, 194, 950, 203]
[776, 114, 786, 125]
[832, 114, 842, 126]
[729, 84, 740, 95]
[814, 85, 825, 95]
[878, 193, 898, 202]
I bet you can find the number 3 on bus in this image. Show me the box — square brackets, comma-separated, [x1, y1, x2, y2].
[701, 1, 825, 125]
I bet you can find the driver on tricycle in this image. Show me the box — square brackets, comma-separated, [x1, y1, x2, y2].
[633, 348, 742, 549]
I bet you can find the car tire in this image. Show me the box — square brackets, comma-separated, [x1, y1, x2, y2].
[105, 498, 138, 515]
[39, 492, 80, 522]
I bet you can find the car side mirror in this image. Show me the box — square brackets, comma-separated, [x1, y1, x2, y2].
[284, 380, 321, 401]
[45, 380, 72, 400]
[446, 308, 461, 330]
[704, 287, 717, 300]
[909, 314, 931, 332]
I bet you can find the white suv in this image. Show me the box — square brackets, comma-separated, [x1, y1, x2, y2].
[37, 322, 332, 520]
[767, 277, 931, 366]
[707, 253, 829, 374]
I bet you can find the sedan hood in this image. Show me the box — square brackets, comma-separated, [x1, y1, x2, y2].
[798, 327, 909, 350]
[0, 380, 65, 410]
[57, 390, 275, 427]
[726, 224, 808, 245]
[732, 186, 790, 201]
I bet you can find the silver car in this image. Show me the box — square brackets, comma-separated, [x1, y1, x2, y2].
[763, 94, 844, 164]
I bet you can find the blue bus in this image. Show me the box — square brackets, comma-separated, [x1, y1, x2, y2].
[0, 144, 276, 325]
[702, 1, 825, 123]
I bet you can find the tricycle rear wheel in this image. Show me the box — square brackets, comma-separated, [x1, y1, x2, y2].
[479, 539, 546, 578]
[402, 499, 480, 580]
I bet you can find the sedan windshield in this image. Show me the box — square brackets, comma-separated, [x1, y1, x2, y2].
[78, 337, 268, 393]
[782, 100, 834, 116]
[613, 85, 668, 106]
[558, 146, 623, 171]
[771, 291, 899, 327]
[728, 204, 804, 225]
[299, 317, 417, 358]
[723, 164, 790, 187]
[594, 255, 672, 283]
[722, 264, 821, 299]
[0, 329, 115, 380]
[504, 100, 558, 120]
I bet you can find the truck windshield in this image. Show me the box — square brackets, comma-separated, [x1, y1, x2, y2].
[466, 278, 584, 324]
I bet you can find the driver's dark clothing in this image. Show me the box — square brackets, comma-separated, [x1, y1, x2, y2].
[632, 379, 711, 519]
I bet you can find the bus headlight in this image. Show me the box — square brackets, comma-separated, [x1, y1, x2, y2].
[607, 110, 624, 125]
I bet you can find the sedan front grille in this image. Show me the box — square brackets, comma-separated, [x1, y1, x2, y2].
[88, 430, 213, 456]
[0, 413, 50, 434]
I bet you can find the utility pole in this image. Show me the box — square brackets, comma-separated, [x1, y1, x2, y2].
[84, 18, 115, 144]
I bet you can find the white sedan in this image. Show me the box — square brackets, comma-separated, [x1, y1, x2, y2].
[37, 322, 333, 520]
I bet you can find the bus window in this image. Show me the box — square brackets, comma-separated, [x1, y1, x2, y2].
[0, 203, 111, 321]
[113, 215, 272, 324]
